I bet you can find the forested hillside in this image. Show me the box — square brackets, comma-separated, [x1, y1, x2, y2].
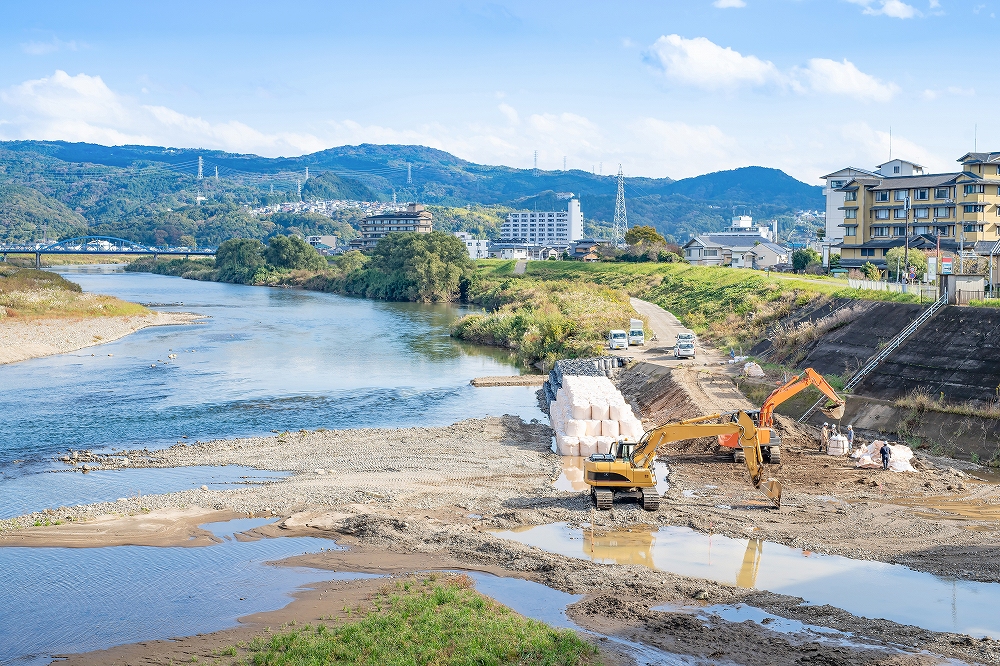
[0, 140, 824, 246]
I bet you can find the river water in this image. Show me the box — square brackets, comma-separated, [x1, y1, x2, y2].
[0, 266, 544, 488]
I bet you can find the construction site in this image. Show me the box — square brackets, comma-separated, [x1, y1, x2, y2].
[7, 295, 1000, 666]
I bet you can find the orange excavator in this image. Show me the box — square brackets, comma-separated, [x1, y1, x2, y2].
[720, 368, 845, 464]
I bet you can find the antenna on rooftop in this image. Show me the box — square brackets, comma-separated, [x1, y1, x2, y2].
[613, 164, 629, 248]
[197, 156, 203, 180]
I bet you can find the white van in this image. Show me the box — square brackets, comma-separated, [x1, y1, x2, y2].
[608, 330, 628, 350]
[628, 318, 644, 346]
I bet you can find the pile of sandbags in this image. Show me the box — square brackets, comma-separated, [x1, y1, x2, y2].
[549, 375, 645, 456]
[850, 440, 916, 472]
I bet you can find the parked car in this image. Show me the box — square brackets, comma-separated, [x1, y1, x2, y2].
[608, 329, 628, 350]
[674, 341, 696, 359]
[628, 318, 644, 346]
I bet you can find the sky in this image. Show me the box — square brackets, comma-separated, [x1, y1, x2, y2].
[0, 0, 996, 184]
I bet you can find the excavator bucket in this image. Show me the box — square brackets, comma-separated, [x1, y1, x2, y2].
[758, 479, 782, 507]
[820, 401, 846, 421]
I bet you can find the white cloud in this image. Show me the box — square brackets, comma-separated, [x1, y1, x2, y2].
[713, 0, 746, 8]
[498, 103, 519, 124]
[798, 58, 899, 101]
[0, 70, 326, 156]
[922, 86, 975, 100]
[631, 118, 743, 177]
[21, 37, 80, 55]
[647, 35, 898, 101]
[646, 35, 783, 90]
[836, 122, 947, 172]
[846, 0, 920, 18]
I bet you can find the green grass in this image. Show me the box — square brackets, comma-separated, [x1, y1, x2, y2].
[0, 266, 147, 318]
[231, 575, 599, 666]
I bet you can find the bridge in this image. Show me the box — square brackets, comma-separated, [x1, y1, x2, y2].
[0, 236, 216, 268]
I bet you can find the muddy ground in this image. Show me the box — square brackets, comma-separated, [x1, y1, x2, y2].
[5, 364, 1000, 665]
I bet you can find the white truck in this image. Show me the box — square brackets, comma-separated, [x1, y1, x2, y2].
[628, 318, 644, 346]
[608, 329, 628, 350]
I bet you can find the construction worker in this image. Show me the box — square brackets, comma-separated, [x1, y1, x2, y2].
[820, 422, 830, 452]
[880, 441, 892, 470]
[846, 424, 855, 450]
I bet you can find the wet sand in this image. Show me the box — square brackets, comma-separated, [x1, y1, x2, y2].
[0, 311, 202, 364]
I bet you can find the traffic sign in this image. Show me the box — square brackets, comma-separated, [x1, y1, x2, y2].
[941, 256, 953, 275]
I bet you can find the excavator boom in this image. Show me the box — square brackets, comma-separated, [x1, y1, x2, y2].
[759, 368, 845, 428]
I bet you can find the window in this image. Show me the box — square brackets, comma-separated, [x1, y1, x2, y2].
[875, 191, 890, 202]
[914, 208, 929, 219]
[844, 208, 858, 219]
[893, 166, 901, 174]
[935, 187, 950, 199]
[894, 208, 908, 219]
[875, 209, 890, 219]
[829, 180, 845, 189]
[883, 249, 891, 256]
[845, 225, 858, 236]
[861, 248, 875, 257]
[964, 224, 985, 233]
[704, 249, 718, 257]
[873, 227, 889, 237]
[915, 189, 929, 200]
[964, 204, 985, 213]
[964, 184, 986, 195]
[934, 226, 950, 236]
[894, 190, 908, 201]
[913, 226, 930, 235]
[845, 191, 858, 202]
[893, 226, 906, 236]
[933, 207, 951, 218]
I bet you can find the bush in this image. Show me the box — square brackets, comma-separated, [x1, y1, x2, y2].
[264, 234, 327, 270]
[215, 238, 265, 284]
[792, 248, 821, 272]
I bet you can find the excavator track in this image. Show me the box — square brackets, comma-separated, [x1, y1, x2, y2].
[593, 488, 614, 510]
[641, 486, 660, 511]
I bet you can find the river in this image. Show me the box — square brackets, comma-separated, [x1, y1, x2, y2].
[0, 266, 544, 485]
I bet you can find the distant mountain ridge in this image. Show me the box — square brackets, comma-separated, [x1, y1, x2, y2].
[0, 140, 823, 245]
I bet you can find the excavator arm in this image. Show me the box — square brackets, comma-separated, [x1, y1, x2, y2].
[759, 368, 845, 428]
[631, 411, 782, 506]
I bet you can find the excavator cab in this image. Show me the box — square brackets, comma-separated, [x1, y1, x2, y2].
[616, 441, 636, 462]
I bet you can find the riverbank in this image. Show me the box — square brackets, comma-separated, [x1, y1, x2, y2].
[5, 408, 1000, 664]
[0, 310, 202, 364]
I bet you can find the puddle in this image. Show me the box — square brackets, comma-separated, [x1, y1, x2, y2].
[0, 466, 290, 519]
[553, 457, 669, 495]
[891, 495, 1000, 522]
[492, 522, 1000, 638]
[465, 571, 694, 664]
[0, 519, 338, 665]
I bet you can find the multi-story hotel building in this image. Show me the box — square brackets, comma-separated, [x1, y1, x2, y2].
[351, 203, 433, 249]
[499, 199, 583, 247]
[833, 153, 1000, 269]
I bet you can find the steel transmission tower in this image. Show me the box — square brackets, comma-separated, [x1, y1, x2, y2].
[613, 165, 628, 248]
[197, 156, 203, 180]
[407, 163, 412, 185]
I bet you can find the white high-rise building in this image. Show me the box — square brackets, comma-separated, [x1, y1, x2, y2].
[500, 199, 583, 246]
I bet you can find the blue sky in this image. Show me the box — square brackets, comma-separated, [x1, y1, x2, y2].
[0, 0, 996, 182]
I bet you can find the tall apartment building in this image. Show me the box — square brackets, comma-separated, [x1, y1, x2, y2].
[499, 199, 583, 246]
[352, 203, 433, 249]
[834, 153, 1000, 269]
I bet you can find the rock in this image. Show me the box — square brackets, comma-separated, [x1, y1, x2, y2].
[693, 589, 709, 600]
[201, 485, 209, 491]
[314, 468, 326, 475]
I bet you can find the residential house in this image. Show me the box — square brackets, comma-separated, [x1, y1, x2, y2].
[682, 235, 789, 269]
[454, 232, 490, 259]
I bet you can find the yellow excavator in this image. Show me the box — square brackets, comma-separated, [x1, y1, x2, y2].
[720, 368, 846, 465]
[585, 410, 782, 510]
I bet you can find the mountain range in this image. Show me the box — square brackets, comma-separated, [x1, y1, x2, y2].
[0, 140, 824, 247]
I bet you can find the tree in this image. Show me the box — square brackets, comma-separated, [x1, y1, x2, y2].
[334, 250, 368, 275]
[624, 225, 666, 246]
[264, 234, 327, 270]
[829, 253, 841, 269]
[215, 238, 265, 284]
[792, 248, 821, 272]
[884, 246, 927, 281]
[361, 231, 473, 302]
[861, 261, 882, 281]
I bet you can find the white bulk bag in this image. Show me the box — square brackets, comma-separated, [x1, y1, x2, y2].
[578, 436, 598, 457]
[565, 419, 587, 437]
[591, 402, 611, 421]
[596, 436, 614, 455]
[556, 435, 580, 456]
[571, 402, 591, 420]
[601, 419, 620, 438]
[585, 420, 602, 436]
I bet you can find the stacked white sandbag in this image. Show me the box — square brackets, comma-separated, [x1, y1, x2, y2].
[548, 374, 646, 456]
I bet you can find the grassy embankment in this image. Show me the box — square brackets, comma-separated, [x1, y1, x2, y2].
[0, 266, 145, 319]
[453, 260, 922, 367]
[226, 575, 598, 666]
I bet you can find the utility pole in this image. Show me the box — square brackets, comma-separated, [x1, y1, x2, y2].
[407, 163, 412, 185]
[197, 156, 203, 180]
[613, 164, 629, 248]
[903, 195, 910, 293]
